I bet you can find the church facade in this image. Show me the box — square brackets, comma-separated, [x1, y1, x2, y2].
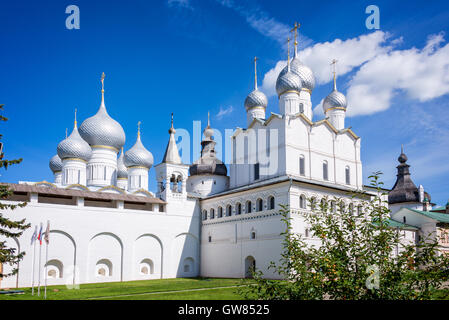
[1, 31, 447, 289]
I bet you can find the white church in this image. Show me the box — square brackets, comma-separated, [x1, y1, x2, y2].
[1, 28, 448, 289]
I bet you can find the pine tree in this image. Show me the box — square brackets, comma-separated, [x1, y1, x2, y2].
[0, 104, 30, 279]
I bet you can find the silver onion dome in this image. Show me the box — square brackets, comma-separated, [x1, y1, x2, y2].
[322, 89, 347, 113]
[117, 148, 128, 179]
[79, 103, 126, 151]
[244, 89, 268, 110]
[276, 69, 302, 97]
[57, 125, 92, 162]
[79, 74, 125, 151]
[49, 154, 63, 173]
[124, 132, 154, 169]
[279, 57, 315, 92]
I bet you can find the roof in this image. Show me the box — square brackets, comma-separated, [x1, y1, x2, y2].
[3, 183, 165, 204]
[388, 150, 421, 205]
[407, 208, 449, 223]
[384, 218, 419, 231]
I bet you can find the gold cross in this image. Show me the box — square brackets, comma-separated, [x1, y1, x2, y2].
[290, 22, 300, 46]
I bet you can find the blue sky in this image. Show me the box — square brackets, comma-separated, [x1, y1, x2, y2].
[1, 0, 449, 205]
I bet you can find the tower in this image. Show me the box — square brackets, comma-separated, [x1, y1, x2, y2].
[244, 57, 267, 127]
[187, 113, 229, 196]
[323, 59, 347, 130]
[276, 37, 302, 115]
[79, 73, 126, 189]
[124, 122, 154, 193]
[57, 109, 92, 186]
[154, 114, 189, 201]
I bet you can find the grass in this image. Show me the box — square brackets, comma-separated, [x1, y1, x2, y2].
[0, 278, 249, 300]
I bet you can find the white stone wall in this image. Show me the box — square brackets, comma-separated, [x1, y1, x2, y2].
[0, 196, 200, 289]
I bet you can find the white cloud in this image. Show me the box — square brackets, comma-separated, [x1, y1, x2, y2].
[261, 31, 449, 117]
[216, 105, 234, 119]
[346, 32, 449, 116]
[216, 0, 309, 47]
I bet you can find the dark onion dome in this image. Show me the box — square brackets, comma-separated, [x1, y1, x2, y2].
[124, 127, 154, 169]
[388, 148, 420, 204]
[244, 89, 268, 110]
[79, 73, 126, 151]
[49, 154, 63, 173]
[57, 123, 92, 162]
[117, 148, 128, 179]
[323, 89, 347, 113]
[276, 69, 302, 97]
[189, 115, 227, 176]
[279, 57, 315, 92]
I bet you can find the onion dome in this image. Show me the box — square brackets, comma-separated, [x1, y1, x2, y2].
[244, 57, 268, 110]
[57, 113, 92, 162]
[117, 147, 128, 179]
[323, 60, 347, 113]
[189, 113, 227, 176]
[124, 122, 154, 169]
[276, 70, 302, 96]
[281, 57, 315, 92]
[323, 90, 347, 113]
[279, 24, 315, 92]
[79, 73, 126, 151]
[244, 89, 268, 110]
[49, 154, 63, 173]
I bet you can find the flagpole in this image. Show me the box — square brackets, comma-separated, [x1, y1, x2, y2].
[31, 240, 36, 295]
[37, 240, 42, 296]
[44, 241, 48, 299]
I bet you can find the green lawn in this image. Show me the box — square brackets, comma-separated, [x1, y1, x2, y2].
[0, 278, 249, 300]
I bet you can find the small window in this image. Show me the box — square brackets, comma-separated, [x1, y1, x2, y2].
[256, 199, 263, 212]
[323, 161, 328, 181]
[246, 201, 252, 213]
[300, 195, 306, 209]
[345, 166, 350, 185]
[202, 210, 208, 221]
[208, 236, 212, 243]
[218, 207, 223, 218]
[254, 163, 260, 180]
[236, 203, 242, 215]
[251, 231, 256, 240]
[331, 201, 336, 213]
[299, 103, 304, 114]
[226, 205, 232, 217]
[349, 203, 354, 215]
[299, 156, 305, 176]
[357, 205, 362, 216]
[305, 228, 309, 238]
[210, 208, 215, 219]
[268, 196, 275, 210]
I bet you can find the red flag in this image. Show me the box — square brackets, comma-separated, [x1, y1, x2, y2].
[37, 223, 43, 245]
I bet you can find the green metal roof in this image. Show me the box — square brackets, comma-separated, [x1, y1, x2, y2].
[431, 206, 446, 212]
[372, 218, 419, 231]
[408, 208, 449, 223]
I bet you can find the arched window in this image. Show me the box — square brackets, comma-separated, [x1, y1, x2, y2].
[323, 161, 329, 181]
[268, 196, 275, 210]
[218, 206, 223, 218]
[202, 210, 208, 221]
[226, 205, 232, 217]
[305, 228, 310, 238]
[299, 103, 304, 113]
[357, 205, 362, 216]
[246, 201, 252, 213]
[310, 197, 317, 210]
[345, 166, 350, 185]
[236, 203, 242, 215]
[331, 201, 336, 213]
[210, 208, 215, 219]
[256, 198, 263, 212]
[349, 203, 354, 215]
[250, 230, 256, 239]
[299, 155, 305, 176]
[300, 195, 306, 209]
[320, 198, 327, 211]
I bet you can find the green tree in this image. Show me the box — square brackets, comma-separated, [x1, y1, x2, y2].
[0, 104, 30, 279]
[239, 173, 449, 300]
